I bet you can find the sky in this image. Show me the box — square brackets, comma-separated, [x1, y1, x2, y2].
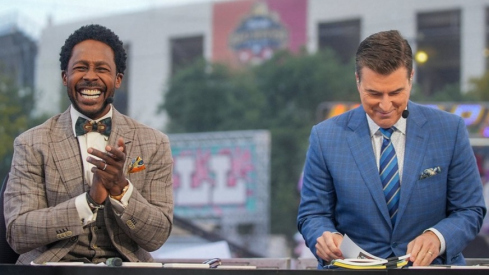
[0, 0, 217, 38]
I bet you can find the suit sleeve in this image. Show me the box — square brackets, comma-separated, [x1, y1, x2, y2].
[110, 131, 173, 252]
[4, 134, 85, 254]
[297, 125, 337, 260]
[432, 117, 486, 263]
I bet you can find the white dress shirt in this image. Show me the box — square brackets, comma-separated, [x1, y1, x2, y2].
[70, 105, 133, 225]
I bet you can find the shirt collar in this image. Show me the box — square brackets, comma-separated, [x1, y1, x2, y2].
[70, 105, 113, 136]
[366, 110, 407, 138]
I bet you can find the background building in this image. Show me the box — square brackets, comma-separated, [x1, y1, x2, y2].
[0, 12, 37, 91]
[34, 0, 489, 131]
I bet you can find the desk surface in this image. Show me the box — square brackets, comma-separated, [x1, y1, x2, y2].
[1, 265, 489, 275]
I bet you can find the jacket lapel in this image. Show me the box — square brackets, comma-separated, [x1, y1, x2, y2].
[49, 109, 85, 199]
[108, 110, 136, 175]
[347, 107, 392, 226]
[395, 102, 429, 227]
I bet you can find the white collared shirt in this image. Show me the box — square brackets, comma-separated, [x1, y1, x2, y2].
[366, 114, 406, 183]
[70, 105, 132, 225]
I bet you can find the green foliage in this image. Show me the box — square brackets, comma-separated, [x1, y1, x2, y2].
[467, 71, 489, 101]
[162, 59, 265, 132]
[161, 49, 357, 243]
[410, 82, 477, 102]
[0, 73, 46, 182]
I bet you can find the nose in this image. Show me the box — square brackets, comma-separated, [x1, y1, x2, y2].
[83, 68, 99, 81]
[378, 94, 392, 111]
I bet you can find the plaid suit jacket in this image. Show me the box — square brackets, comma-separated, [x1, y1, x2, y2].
[4, 107, 173, 264]
[297, 101, 486, 267]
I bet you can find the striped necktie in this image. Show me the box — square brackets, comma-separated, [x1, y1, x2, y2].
[379, 127, 400, 225]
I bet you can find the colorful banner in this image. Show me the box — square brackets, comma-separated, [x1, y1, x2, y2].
[212, 0, 307, 66]
[169, 130, 270, 218]
[317, 102, 489, 138]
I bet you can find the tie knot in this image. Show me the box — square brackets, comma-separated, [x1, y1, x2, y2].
[379, 127, 394, 139]
[75, 117, 112, 137]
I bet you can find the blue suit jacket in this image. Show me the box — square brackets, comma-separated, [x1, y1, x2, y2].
[297, 101, 486, 267]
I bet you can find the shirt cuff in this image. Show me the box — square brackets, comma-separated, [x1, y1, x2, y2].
[109, 181, 133, 214]
[425, 228, 446, 254]
[75, 192, 97, 226]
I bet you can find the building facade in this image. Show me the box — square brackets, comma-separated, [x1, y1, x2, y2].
[0, 13, 37, 91]
[35, 0, 489, 130]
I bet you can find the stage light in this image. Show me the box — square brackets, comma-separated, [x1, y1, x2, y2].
[415, 50, 428, 64]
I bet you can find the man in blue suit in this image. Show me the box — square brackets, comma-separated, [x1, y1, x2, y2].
[297, 30, 486, 268]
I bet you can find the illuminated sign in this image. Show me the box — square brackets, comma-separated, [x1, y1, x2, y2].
[317, 102, 489, 138]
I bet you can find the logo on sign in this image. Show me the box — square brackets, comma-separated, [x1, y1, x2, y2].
[229, 1, 288, 65]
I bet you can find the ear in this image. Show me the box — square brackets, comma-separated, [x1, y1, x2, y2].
[355, 72, 360, 84]
[61, 71, 67, 86]
[115, 73, 123, 89]
[410, 70, 414, 82]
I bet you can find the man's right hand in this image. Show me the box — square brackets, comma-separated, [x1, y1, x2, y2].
[89, 176, 109, 205]
[315, 231, 344, 262]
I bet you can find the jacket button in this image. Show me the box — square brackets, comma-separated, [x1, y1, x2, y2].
[126, 220, 135, 229]
[392, 242, 397, 248]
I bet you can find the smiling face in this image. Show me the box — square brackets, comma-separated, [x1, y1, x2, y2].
[357, 66, 413, 129]
[62, 39, 122, 119]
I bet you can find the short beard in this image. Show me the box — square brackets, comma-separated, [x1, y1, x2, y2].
[68, 92, 110, 119]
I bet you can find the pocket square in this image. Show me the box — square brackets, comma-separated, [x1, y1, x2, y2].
[128, 156, 146, 173]
[419, 166, 441, 180]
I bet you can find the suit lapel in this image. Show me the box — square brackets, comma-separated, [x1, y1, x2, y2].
[109, 110, 136, 175]
[395, 103, 429, 227]
[104, 110, 139, 252]
[49, 109, 85, 199]
[347, 107, 392, 226]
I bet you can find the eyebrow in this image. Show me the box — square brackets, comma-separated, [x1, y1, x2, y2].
[71, 60, 112, 67]
[365, 87, 404, 94]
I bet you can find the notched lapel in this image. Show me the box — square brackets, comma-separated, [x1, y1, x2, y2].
[347, 109, 392, 226]
[109, 111, 136, 175]
[50, 112, 85, 199]
[395, 105, 429, 227]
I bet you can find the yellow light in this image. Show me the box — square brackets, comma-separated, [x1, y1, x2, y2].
[415, 51, 428, 64]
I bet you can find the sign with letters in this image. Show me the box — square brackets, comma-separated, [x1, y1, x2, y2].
[169, 130, 270, 218]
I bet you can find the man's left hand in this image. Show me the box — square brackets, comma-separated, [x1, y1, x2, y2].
[88, 137, 128, 196]
[406, 231, 440, 266]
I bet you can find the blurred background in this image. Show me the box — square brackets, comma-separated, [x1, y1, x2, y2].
[2, 0, 489, 260]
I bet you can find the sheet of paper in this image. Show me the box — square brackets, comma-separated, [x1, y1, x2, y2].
[339, 234, 383, 260]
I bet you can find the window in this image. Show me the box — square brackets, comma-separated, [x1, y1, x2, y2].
[170, 35, 204, 75]
[416, 10, 461, 95]
[318, 19, 360, 64]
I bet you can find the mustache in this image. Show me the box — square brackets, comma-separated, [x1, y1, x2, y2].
[76, 81, 105, 90]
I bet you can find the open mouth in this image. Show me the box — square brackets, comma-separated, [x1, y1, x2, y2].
[80, 89, 102, 99]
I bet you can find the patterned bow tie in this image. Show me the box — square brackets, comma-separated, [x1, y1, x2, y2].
[75, 117, 112, 137]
